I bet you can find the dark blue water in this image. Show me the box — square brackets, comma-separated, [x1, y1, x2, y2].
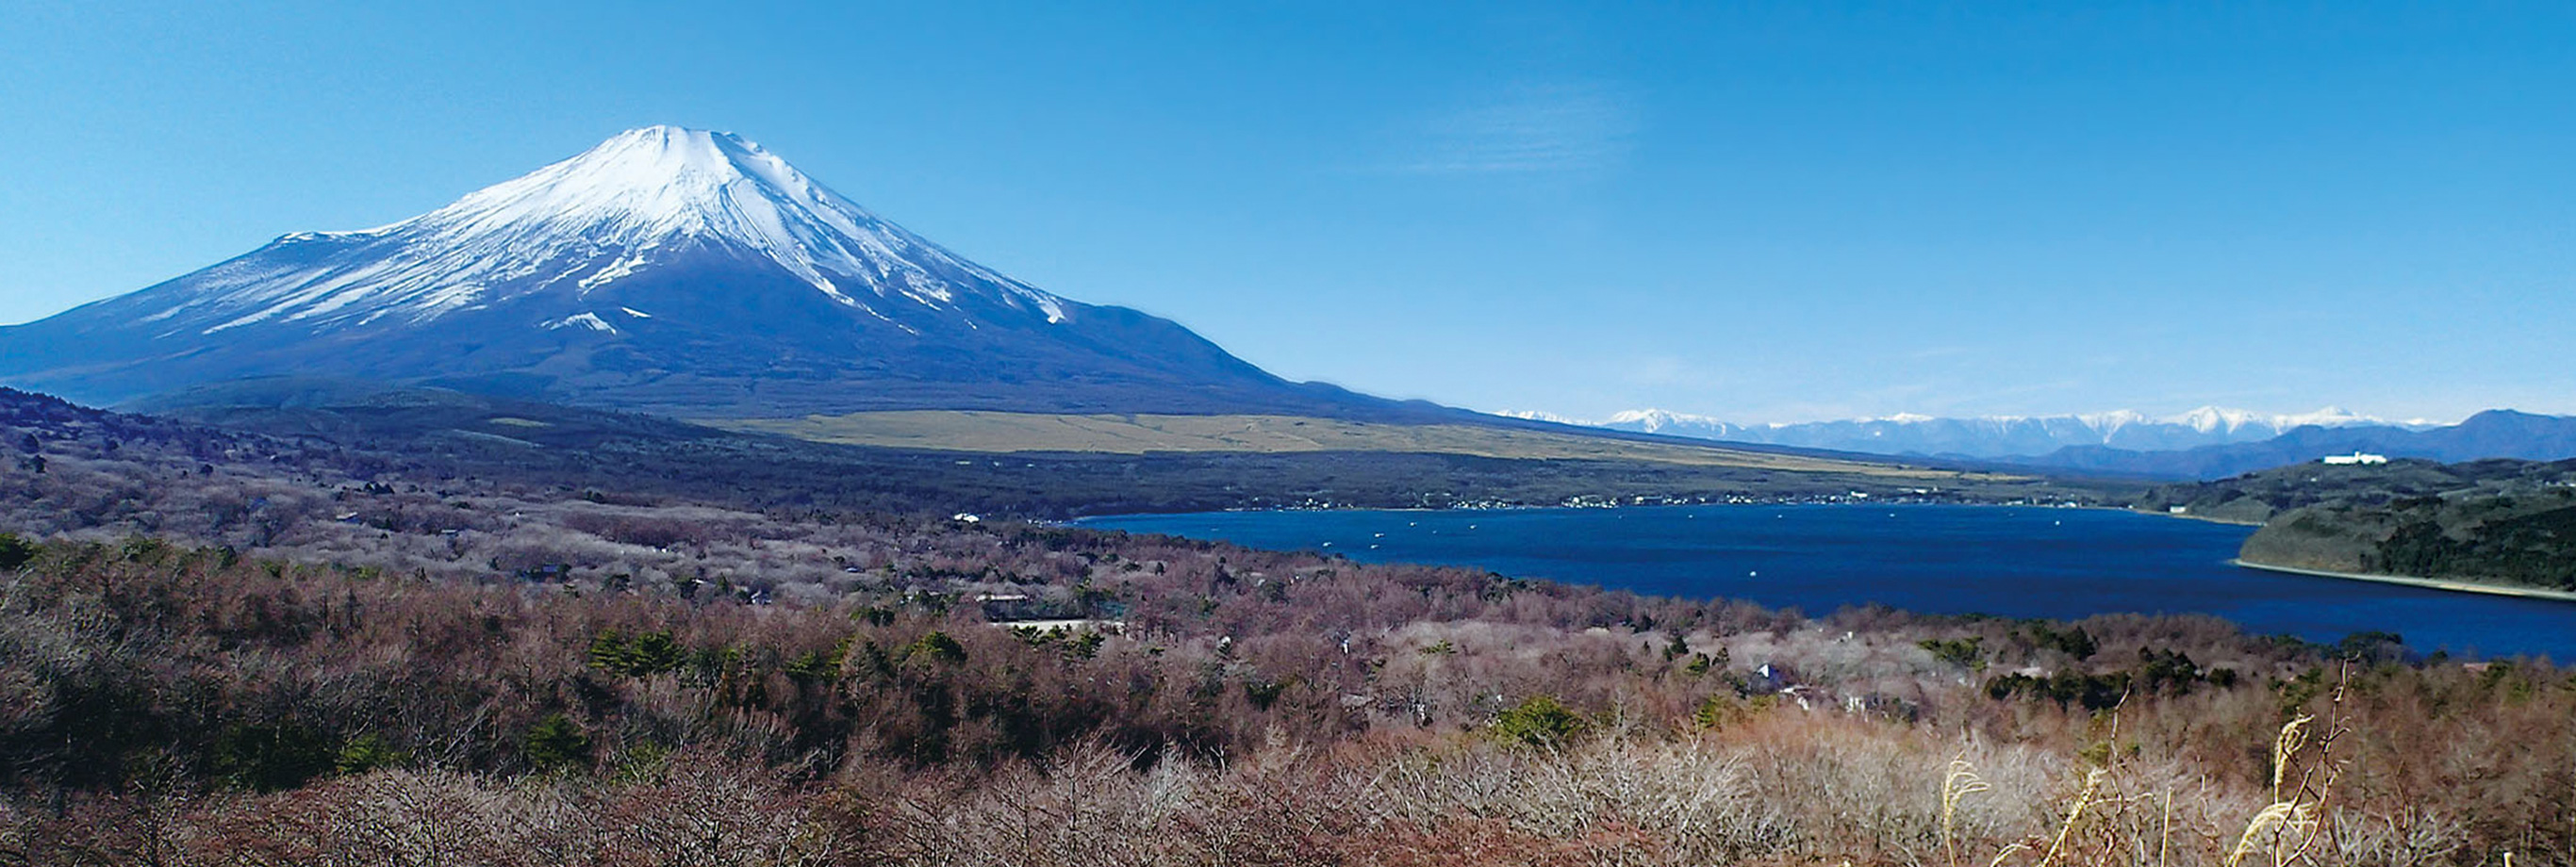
[1078, 505, 2576, 661]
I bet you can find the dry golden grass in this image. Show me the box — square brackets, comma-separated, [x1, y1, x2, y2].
[718, 410, 1991, 478]
[1943, 756, 1993, 867]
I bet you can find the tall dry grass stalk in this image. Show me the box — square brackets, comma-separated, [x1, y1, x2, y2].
[2224, 672, 2348, 867]
[2225, 802, 2306, 867]
[2270, 715, 2313, 801]
[2157, 788, 2171, 867]
[2033, 768, 2104, 867]
[1941, 756, 1992, 867]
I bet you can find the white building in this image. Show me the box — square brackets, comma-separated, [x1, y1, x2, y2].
[2320, 452, 2389, 466]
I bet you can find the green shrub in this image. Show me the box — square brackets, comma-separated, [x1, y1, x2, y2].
[587, 629, 686, 677]
[335, 732, 409, 775]
[906, 630, 967, 664]
[2023, 623, 2098, 660]
[0, 533, 34, 570]
[212, 723, 337, 792]
[786, 641, 850, 681]
[526, 713, 591, 771]
[1919, 636, 1986, 671]
[1693, 693, 1765, 730]
[1492, 695, 1584, 747]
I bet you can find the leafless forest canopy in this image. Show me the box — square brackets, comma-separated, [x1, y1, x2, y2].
[2, 388, 2570, 865]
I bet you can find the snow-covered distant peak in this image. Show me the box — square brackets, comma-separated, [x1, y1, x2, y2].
[1494, 409, 1585, 424]
[1605, 408, 1715, 427]
[1504, 403, 2414, 459]
[2157, 405, 2383, 433]
[1608, 408, 1763, 434]
[1494, 408, 1759, 435]
[2269, 406, 2376, 429]
[2165, 405, 2259, 434]
[163, 125, 1072, 335]
[2075, 409, 2149, 430]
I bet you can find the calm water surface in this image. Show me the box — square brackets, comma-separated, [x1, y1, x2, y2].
[1078, 504, 2576, 661]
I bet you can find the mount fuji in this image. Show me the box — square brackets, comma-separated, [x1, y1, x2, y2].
[0, 126, 1403, 418]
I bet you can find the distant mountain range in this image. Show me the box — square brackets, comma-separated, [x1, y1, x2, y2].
[0, 126, 1433, 421]
[1504, 406, 2417, 457]
[2025, 410, 2576, 480]
[1511, 406, 2576, 480]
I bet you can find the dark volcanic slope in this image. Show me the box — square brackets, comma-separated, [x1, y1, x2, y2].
[0, 126, 1412, 420]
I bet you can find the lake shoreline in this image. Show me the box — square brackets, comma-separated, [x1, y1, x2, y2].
[2135, 507, 2267, 527]
[2229, 559, 2576, 604]
[1069, 499, 2121, 523]
[1083, 503, 2576, 659]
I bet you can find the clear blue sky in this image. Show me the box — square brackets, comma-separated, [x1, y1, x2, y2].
[4, 1, 2569, 423]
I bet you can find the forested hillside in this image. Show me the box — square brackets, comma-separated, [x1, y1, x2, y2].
[2138, 456, 2576, 591]
[2244, 488, 2576, 591]
[2132, 457, 2576, 525]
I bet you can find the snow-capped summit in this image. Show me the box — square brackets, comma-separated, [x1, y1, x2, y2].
[0, 127, 1389, 419]
[157, 125, 1066, 337]
[1604, 408, 1748, 434]
[1499, 407, 1764, 438]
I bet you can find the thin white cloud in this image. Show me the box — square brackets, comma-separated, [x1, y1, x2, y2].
[1614, 352, 1699, 387]
[1393, 82, 1637, 174]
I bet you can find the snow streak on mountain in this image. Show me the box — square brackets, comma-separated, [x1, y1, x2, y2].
[0, 126, 1391, 418]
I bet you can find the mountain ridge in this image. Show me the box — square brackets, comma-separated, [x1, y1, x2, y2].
[1503, 404, 2420, 458]
[0, 126, 1428, 421]
[2023, 409, 2576, 480]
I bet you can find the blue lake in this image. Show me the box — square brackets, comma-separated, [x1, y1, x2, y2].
[1078, 504, 2576, 661]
